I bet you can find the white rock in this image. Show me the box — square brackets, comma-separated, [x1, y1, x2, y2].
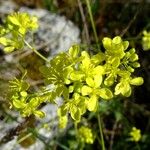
[20, 7, 80, 56]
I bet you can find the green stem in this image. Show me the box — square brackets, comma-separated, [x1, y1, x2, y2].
[55, 141, 70, 150]
[17, 133, 32, 144]
[97, 114, 105, 150]
[136, 143, 141, 150]
[74, 122, 80, 144]
[85, 0, 99, 48]
[74, 122, 78, 137]
[24, 40, 49, 62]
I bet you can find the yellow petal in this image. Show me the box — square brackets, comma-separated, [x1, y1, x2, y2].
[86, 77, 94, 87]
[93, 66, 104, 75]
[87, 95, 98, 111]
[81, 86, 92, 96]
[94, 75, 102, 88]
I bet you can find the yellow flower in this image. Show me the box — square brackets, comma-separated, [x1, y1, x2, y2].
[129, 127, 141, 142]
[81, 75, 113, 111]
[142, 30, 150, 51]
[78, 126, 94, 144]
[7, 12, 38, 35]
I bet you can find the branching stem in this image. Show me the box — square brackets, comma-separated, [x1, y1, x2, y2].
[24, 40, 49, 62]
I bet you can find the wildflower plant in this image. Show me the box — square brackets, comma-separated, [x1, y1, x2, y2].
[0, 12, 144, 148]
[78, 126, 94, 144]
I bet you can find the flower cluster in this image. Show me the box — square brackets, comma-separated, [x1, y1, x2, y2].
[142, 30, 150, 51]
[0, 12, 38, 53]
[9, 77, 45, 118]
[6, 12, 38, 35]
[40, 37, 143, 123]
[129, 127, 141, 142]
[78, 126, 94, 144]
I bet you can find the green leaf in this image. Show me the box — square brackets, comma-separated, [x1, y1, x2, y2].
[8, 15, 21, 26]
[73, 82, 83, 93]
[78, 98, 86, 114]
[130, 77, 144, 86]
[34, 110, 45, 118]
[40, 65, 61, 85]
[29, 98, 39, 107]
[49, 91, 57, 101]
[98, 88, 113, 99]
[4, 46, 15, 53]
[21, 81, 30, 91]
[64, 66, 74, 77]
[13, 99, 26, 109]
[87, 95, 98, 111]
[62, 86, 69, 99]
[56, 85, 64, 96]
[60, 104, 68, 116]
[115, 111, 123, 121]
[70, 106, 81, 121]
